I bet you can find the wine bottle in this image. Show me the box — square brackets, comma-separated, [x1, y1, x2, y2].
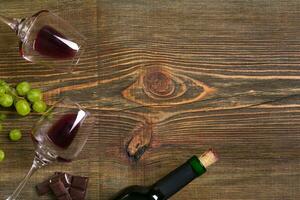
[112, 149, 218, 200]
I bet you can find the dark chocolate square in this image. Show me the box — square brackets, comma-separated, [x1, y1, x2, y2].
[49, 180, 68, 197]
[55, 172, 73, 187]
[69, 187, 86, 200]
[36, 174, 58, 196]
[71, 176, 89, 190]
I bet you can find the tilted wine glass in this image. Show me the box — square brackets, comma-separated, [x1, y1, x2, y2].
[6, 98, 93, 200]
[0, 10, 86, 69]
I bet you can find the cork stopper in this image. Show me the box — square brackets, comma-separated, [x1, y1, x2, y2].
[198, 149, 218, 168]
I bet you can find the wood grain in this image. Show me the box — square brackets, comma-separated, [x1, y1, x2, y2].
[1, 0, 300, 200]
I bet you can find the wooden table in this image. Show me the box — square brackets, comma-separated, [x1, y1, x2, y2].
[0, 0, 300, 199]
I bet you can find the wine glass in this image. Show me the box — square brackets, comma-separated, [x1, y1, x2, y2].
[6, 98, 93, 200]
[0, 10, 86, 69]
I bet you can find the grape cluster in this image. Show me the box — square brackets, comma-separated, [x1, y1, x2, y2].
[0, 80, 47, 162]
[0, 80, 47, 116]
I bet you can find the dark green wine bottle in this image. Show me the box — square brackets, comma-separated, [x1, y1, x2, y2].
[112, 149, 218, 200]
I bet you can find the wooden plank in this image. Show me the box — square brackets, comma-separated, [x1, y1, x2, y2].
[98, 0, 300, 200]
[0, 0, 299, 200]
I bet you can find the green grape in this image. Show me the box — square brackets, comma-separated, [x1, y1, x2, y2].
[0, 86, 6, 95]
[16, 81, 31, 96]
[0, 113, 7, 121]
[3, 84, 10, 92]
[0, 150, 5, 161]
[0, 94, 13, 107]
[33, 101, 47, 113]
[27, 89, 42, 103]
[9, 129, 22, 141]
[15, 100, 31, 116]
[0, 80, 7, 87]
[4, 86, 10, 93]
[0, 81, 10, 92]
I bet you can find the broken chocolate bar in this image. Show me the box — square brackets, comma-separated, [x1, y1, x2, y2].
[36, 172, 89, 200]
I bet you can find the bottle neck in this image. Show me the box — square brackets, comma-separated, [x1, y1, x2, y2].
[150, 156, 206, 200]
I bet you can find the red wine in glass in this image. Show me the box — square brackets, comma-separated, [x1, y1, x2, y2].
[34, 25, 78, 59]
[0, 10, 86, 69]
[47, 113, 80, 149]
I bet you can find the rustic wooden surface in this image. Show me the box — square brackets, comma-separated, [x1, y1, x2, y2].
[0, 0, 300, 199]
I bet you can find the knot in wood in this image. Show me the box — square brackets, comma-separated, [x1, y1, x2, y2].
[126, 121, 153, 161]
[143, 70, 175, 97]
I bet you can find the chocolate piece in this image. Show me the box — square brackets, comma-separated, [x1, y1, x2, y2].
[36, 172, 89, 199]
[71, 176, 89, 190]
[35, 174, 58, 196]
[57, 194, 72, 200]
[49, 179, 68, 197]
[54, 172, 73, 187]
[70, 187, 86, 200]
[70, 176, 89, 200]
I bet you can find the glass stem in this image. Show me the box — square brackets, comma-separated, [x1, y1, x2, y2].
[6, 155, 49, 200]
[0, 15, 20, 32]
